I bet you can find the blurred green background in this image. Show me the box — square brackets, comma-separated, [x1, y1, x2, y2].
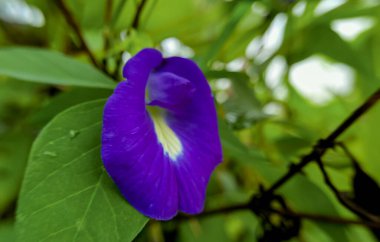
[1, 0, 380, 241]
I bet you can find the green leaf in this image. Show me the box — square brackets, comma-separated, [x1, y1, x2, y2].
[16, 100, 147, 242]
[198, 1, 251, 67]
[0, 48, 116, 89]
[284, 24, 374, 79]
[314, 2, 380, 25]
[222, 76, 266, 129]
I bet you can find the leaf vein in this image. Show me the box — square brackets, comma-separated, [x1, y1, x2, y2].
[25, 145, 101, 197]
[72, 172, 105, 241]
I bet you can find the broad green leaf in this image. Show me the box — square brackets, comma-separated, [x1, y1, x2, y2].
[0, 48, 116, 89]
[16, 100, 147, 242]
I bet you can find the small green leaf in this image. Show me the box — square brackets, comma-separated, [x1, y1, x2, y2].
[16, 100, 147, 242]
[0, 48, 116, 89]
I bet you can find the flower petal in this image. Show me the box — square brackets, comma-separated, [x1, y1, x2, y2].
[102, 81, 179, 220]
[147, 72, 195, 109]
[155, 57, 222, 213]
[102, 49, 222, 220]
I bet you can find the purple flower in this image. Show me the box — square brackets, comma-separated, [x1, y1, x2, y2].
[101, 48, 222, 220]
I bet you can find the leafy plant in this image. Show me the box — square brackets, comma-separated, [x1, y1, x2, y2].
[1, 0, 380, 241]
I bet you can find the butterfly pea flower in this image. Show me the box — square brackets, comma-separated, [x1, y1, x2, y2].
[101, 48, 222, 220]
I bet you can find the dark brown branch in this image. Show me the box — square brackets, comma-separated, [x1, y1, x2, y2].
[264, 88, 380, 195]
[337, 142, 360, 165]
[327, 89, 380, 142]
[176, 203, 380, 229]
[176, 203, 249, 221]
[55, 0, 102, 70]
[131, 0, 148, 29]
[315, 157, 380, 222]
[272, 208, 380, 229]
[176, 88, 380, 230]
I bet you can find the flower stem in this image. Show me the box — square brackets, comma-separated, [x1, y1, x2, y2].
[131, 0, 149, 29]
[55, 0, 103, 71]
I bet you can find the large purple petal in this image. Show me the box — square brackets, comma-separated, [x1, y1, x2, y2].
[155, 57, 222, 213]
[102, 48, 222, 220]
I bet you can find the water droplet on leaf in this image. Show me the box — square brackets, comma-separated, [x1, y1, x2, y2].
[69, 130, 80, 139]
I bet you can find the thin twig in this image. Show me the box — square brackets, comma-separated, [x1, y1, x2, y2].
[110, 0, 148, 80]
[55, 0, 102, 70]
[272, 208, 380, 229]
[176, 203, 380, 229]
[131, 0, 148, 29]
[103, 0, 113, 69]
[176, 203, 249, 221]
[176, 88, 380, 229]
[315, 157, 380, 222]
[327, 89, 380, 142]
[264, 88, 380, 195]
[104, 0, 113, 27]
[337, 142, 360, 165]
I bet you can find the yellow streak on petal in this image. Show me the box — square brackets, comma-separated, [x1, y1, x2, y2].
[151, 112, 183, 161]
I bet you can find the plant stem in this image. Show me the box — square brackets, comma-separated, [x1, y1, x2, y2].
[264, 88, 380, 195]
[55, 0, 102, 70]
[177, 204, 380, 229]
[131, 0, 148, 29]
[315, 157, 380, 222]
[103, 0, 113, 70]
[272, 208, 380, 229]
[179, 87, 380, 230]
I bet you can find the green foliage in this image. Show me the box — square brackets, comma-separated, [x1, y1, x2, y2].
[0, 130, 33, 216]
[0, 48, 115, 89]
[219, 119, 350, 241]
[2, 0, 380, 241]
[0, 220, 15, 242]
[16, 100, 147, 242]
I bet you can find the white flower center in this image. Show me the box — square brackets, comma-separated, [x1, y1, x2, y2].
[150, 111, 183, 161]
